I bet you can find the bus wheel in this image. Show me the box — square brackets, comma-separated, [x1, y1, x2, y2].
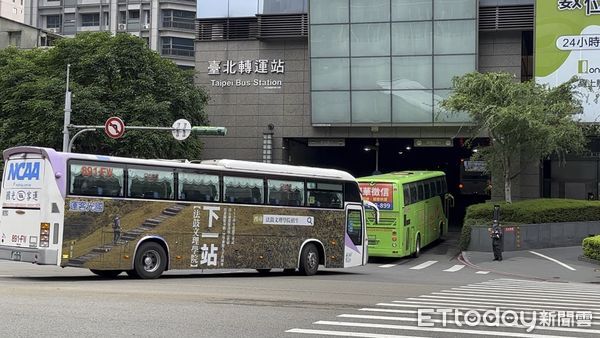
[412, 235, 421, 258]
[256, 269, 271, 275]
[299, 243, 319, 276]
[134, 242, 167, 279]
[90, 269, 122, 278]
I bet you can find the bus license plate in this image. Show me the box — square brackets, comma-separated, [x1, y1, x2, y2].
[11, 251, 22, 261]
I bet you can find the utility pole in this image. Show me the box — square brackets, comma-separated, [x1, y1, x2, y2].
[62, 64, 72, 152]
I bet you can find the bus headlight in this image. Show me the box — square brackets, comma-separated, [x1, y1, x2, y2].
[40, 223, 50, 247]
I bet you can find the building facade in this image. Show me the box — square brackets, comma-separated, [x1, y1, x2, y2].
[1, 0, 25, 23]
[25, 0, 196, 67]
[195, 0, 541, 204]
[1, 16, 60, 48]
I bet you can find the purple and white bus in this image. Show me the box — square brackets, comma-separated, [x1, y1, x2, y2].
[0, 146, 370, 278]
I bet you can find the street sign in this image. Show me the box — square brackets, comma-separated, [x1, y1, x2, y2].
[104, 117, 125, 139]
[172, 119, 192, 141]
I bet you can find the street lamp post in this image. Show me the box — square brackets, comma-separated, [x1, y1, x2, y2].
[364, 139, 381, 175]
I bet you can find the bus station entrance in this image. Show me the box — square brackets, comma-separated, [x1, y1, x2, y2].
[285, 137, 491, 230]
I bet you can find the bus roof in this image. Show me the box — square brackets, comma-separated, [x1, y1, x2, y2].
[3, 146, 356, 181]
[357, 171, 445, 184]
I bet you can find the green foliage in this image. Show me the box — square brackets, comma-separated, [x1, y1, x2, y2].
[582, 235, 600, 261]
[441, 72, 586, 202]
[465, 198, 600, 225]
[0, 32, 209, 159]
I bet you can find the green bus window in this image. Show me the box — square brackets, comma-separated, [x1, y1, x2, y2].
[347, 209, 363, 245]
[417, 183, 424, 201]
[223, 176, 264, 204]
[410, 185, 417, 204]
[128, 167, 174, 200]
[178, 172, 220, 202]
[429, 181, 437, 197]
[424, 181, 431, 199]
[435, 179, 442, 195]
[442, 177, 448, 194]
[403, 186, 410, 206]
[268, 179, 304, 206]
[69, 163, 124, 197]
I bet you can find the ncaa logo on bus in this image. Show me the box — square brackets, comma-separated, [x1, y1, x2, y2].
[7, 162, 41, 181]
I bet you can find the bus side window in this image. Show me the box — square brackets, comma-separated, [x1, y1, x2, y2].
[178, 172, 220, 202]
[307, 181, 343, 208]
[224, 176, 264, 204]
[417, 183, 424, 202]
[435, 179, 442, 195]
[409, 184, 417, 204]
[69, 163, 124, 197]
[127, 167, 174, 200]
[403, 186, 410, 206]
[267, 179, 304, 207]
[424, 180, 431, 199]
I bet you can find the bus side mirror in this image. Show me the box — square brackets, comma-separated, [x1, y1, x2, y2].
[363, 200, 380, 224]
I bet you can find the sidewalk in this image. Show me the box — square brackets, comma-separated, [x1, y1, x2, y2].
[460, 246, 600, 283]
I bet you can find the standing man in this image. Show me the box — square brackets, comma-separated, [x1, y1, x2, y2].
[491, 205, 503, 261]
[113, 216, 121, 244]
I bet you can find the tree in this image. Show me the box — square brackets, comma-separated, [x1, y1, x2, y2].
[440, 72, 585, 203]
[0, 32, 209, 159]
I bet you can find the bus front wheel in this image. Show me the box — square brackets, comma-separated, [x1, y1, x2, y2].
[134, 242, 167, 279]
[412, 235, 421, 258]
[299, 243, 319, 276]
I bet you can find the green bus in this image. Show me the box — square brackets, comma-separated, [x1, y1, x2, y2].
[357, 171, 451, 258]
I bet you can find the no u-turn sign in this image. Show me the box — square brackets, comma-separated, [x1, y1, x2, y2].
[105, 117, 125, 139]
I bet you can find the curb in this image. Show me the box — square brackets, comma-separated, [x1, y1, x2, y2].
[458, 251, 550, 282]
[578, 255, 600, 265]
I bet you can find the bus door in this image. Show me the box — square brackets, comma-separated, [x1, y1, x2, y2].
[0, 153, 60, 265]
[345, 204, 367, 266]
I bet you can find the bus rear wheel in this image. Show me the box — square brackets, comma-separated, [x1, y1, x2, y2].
[90, 269, 122, 278]
[412, 235, 421, 258]
[134, 242, 167, 279]
[299, 243, 319, 276]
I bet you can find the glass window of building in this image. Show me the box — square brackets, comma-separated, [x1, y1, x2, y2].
[434, 55, 476, 89]
[434, 20, 477, 55]
[260, 0, 307, 14]
[351, 0, 390, 23]
[351, 57, 390, 90]
[392, 22, 432, 55]
[310, 0, 348, 24]
[81, 13, 100, 27]
[392, 56, 432, 90]
[392, 90, 433, 123]
[434, 89, 470, 123]
[351, 23, 390, 56]
[46, 15, 61, 28]
[161, 37, 195, 57]
[352, 91, 391, 123]
[392, 0, 431, 21]
[310, 25, 349, 57]
[312, 92, 351, 123]
[311, 58, 350, 90]
[434, 0, 476, 20]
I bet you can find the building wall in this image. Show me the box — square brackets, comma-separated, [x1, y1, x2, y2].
[24, 0, 196, 67]
[0, 0, 25, 23]
[0, 17, 42, 48]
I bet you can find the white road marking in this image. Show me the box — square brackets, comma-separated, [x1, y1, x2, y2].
[528, 251, 576, 271]
[313, 320, 573, 338]
[475, 270, 490, 274]
[286, 328, 426, 338]
[443, 264, 465, 272]
[409, 261, 437, 270]
[378, 264, 396, 268]
[432, 290, 600, 304]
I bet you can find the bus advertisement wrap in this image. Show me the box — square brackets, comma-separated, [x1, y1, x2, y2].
[359, 183, 394, 210]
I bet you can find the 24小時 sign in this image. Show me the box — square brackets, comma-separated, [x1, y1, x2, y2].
[535, 0, 600, 122]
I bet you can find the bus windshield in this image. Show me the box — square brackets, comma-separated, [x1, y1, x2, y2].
[0, 147, 369, 279]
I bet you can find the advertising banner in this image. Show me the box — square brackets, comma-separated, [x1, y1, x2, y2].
[535, 0, 600, 122]
[359, 183, 394, 210]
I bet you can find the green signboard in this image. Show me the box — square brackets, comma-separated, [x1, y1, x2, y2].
[535, 0, 600, 122]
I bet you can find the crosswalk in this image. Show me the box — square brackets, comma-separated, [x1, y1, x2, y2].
[286, 278, 600, 337]
[380, 260, 475, 274]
